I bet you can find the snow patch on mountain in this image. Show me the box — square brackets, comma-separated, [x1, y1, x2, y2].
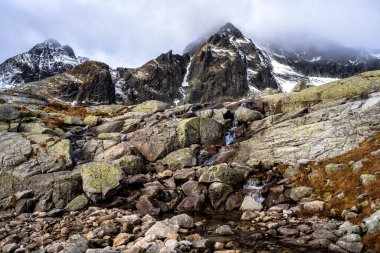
[0, 39, 89, 90]
[267, 51, 340, 92]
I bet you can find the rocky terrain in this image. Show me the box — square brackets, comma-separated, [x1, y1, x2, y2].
[0, 70, 380, 252]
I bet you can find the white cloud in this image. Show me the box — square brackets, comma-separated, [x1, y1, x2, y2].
[0, 0, 379, 68]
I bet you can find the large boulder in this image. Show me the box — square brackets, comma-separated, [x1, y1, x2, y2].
[0, 104, 20, 121]
[235, 107, 263, 123]
[233, 89, 380, 165]
[113, 155, 144, 175]
[177, 117, 224, 147]
[80, 162, 124, 202]
[208, 182, 234, 209]
[127, 119, 179, 162]
[198, 164, 246, 187]
[161, 148, 196, 169]
[128, 117, 224, 162]
[131, 100, 169, 114]
[1, 169, 82, 210]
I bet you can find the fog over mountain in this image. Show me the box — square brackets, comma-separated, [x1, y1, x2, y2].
[0, 0, 379, 68]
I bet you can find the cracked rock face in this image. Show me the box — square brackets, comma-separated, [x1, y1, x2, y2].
[234, 92, 380, 166]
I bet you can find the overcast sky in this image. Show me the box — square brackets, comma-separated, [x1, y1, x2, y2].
[1, 0, 379, 68]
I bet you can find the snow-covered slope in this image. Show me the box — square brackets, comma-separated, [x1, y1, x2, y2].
[0, 39, 88, 90]
[261, 49, 339, 92]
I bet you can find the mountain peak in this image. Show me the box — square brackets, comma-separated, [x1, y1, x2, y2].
[218, 22, 242, 36]
[43, 39, 62, 47]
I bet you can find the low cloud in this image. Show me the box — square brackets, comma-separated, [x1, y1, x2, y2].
[0, 0, 379, 68]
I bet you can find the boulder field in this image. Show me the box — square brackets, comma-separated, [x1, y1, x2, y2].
[0, 71, 380, 252]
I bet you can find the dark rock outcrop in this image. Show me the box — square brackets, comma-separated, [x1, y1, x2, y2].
[116, 23, 279, 104]
[118, 51, 189, 104]
[12, 61, 115, 104]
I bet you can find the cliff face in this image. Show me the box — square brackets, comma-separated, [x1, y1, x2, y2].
[13, 61, 115, 104]
[118, 51, 189, 104]
[183, 23, 278, 103]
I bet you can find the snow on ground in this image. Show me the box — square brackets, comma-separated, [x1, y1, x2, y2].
[308, 76, 339, 85]
[268, 54, 339, 92]
[311, 56, 321, 62]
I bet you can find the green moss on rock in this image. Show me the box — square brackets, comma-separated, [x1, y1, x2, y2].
[80, 162, 124, 202]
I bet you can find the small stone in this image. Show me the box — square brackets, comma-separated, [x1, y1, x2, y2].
[214, 225, 234, 236]
[359, 174, 376, 186]
[277, 227, 299, 237]
[302, 200, 325, 213]
[328, 244, 349, 253]
[325, 163, 348, 176]
[312, 229, 338, 242]
[290, 186, 313, 201]
[113, 233, 133, 247]
[168, 213, 194, 229]
[241, 211, 259, 221]
[240, 196, 263, 211]
[61, 227, 70, 235]
[65, 194, 89, 211]
[214, 242, 224, 250]
[283, 166, 301, 178]
[297, 224, 312, 234]
[351, 160, 363, 173]
[308, 238, 332, 248]
[145, 221, 178, 239]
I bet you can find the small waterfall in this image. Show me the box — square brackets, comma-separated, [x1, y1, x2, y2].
[187, 105, 195, 114]
[240, 179, 265, 211]
[243, 179, 265, 203]
[225, 112, 238, 146]
[199, 154, 218, 166]
[240, 102, 247, 108]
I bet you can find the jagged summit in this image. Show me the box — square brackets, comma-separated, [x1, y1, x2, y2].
[0, 39, 88, 89]
[183, 22, 244, 55]
[218, 22, 244, 37]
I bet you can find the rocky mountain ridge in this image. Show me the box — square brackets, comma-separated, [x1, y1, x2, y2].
[1, 23, 380, 105]
[0, 39, 89, 89]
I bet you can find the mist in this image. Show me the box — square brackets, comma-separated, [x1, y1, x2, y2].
[0, 0, 379, 68]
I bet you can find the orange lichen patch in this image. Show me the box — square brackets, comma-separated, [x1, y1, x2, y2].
[39, 101, 89, 119]
[363, 232, 380, 252]
[290, 132, 380, 222]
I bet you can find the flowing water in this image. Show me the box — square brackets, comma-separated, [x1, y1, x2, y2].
[225, 112, 238, 146]
[243, 178, 265, 204]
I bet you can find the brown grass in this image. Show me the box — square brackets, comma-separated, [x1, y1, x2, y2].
[363, 232, 380, 252]
[285, 132, 380, 251]
[292, 132, 380, 221]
